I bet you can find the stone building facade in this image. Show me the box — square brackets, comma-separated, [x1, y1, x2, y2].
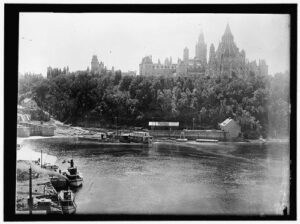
[139, 24, 269, 78]
[213, 24, 246, 78]
[139, 55, 177, 76]
[195, 31, 207, 66]
[91, 55, 104, 74]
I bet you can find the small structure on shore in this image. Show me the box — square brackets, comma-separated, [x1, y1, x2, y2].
[219, 118, 241, 141]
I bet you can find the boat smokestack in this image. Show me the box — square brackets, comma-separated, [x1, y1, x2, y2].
[28, 166, 33, 214]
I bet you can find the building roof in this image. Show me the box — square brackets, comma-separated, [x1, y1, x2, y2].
[219, 118, 233, 127]
[149, 121, 179, 127]
[22, 98, 37, 105]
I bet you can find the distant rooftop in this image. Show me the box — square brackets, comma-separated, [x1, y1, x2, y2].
[219, 118, 233, 126]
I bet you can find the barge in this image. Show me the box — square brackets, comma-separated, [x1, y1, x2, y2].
[120, 131, 153, 144]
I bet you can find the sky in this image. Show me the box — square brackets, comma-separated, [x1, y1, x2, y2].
[19, 13, 290, 76]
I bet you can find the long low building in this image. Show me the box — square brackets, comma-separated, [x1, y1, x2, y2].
[149, 129, 226, 141]
[183, 129, 225, 141]
[148, 117, 241, 141]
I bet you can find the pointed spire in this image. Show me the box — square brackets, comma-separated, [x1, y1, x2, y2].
[198, 29, 205, 43]
[222, 23, 234, 43]
[224, 23, 232, 35]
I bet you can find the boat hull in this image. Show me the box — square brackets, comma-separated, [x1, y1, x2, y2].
[50, 177, 68, 190]
[61, 205, 76, 214]
[58, 190, 77, 214]
[68, 178, 83, 187]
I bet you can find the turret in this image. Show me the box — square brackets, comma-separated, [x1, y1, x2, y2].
[198, 30, 205, 43]
[195, 30, 207, 65]
[91, 55, 100, 73]
[208, 44, 216, 65]
[183, 47, 189, 64]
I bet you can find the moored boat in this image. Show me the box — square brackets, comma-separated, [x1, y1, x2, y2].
[50, 176, 68, 190]
[42, 163, 59, 172]
[36, 150, 60, 172]
[63, 159, 83, 187]
[119, 133, 131, 143]
[128, 131, 153, 144]
[58, 190, 76, 214]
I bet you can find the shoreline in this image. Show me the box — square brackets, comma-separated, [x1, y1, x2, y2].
[18, 135, 289, 147]
[17, 119, 289, 145]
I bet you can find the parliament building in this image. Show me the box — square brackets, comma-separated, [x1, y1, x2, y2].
[139, 24, 268, 78]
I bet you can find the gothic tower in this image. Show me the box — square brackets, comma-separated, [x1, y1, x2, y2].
[91, 55, 100, 73]
[216, 23, 241, 77]
[183, 47, 189, 65]
[195, 30, 207, 65]
[208, 44, 216, 65]
[208, 44, 217, 77]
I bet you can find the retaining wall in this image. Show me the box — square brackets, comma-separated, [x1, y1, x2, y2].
[18, 122, 55, 136]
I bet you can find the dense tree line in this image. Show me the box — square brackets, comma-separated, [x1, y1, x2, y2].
[18, 70, 290, 139]
[18, 72, 44, 103]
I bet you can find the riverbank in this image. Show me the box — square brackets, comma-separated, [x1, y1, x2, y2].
[16, 160, 66, 211]
[17, 135, 289, 148]
[18, 118, 289, 144]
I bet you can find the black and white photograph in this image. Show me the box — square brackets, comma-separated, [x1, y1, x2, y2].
[4, 3, 296, 221]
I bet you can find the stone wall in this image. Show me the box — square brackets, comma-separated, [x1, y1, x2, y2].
[18, 122, 55, 137]
[41, 126, 55, 136]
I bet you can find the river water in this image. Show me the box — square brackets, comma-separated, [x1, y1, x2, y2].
[19, 139, 290, 215]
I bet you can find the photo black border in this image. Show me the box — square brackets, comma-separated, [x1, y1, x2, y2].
[4, 3, 297, 221]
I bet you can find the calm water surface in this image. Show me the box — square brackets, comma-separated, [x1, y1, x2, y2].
[20, 139, 289, 215]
